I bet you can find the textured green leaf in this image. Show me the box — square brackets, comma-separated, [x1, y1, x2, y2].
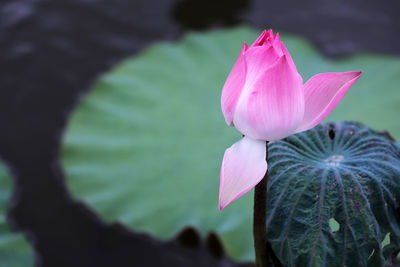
[61, 26, 400, 261]
[0, 165, 34, 267]
[267, 121, 400, 267]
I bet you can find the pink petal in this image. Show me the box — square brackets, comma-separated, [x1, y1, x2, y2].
[271, 32, 283, 54]
[221, 43, 248, 126]
[219, 137, 267, 211]
[233, 55, 305, 141]
[252, 29, 273, 47]
[295, 71, 362, 133]
[244, 45, 282, 82]
[280, 39, 300, 79]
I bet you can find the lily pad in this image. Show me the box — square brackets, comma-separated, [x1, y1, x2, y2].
[0, 164, 34, 267]
[267, 121, 400, 266]
[61, 26, 400, 261]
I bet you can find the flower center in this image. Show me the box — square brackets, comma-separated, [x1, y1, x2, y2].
[324, 155, 344, 166]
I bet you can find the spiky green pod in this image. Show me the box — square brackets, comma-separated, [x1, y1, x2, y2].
[267, 121, 400, 267]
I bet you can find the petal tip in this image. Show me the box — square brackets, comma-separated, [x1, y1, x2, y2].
[344, 71, 362, 80]
[347, 70, 362, 77]
[273, 54, 291, 69]
[225, 118, 234, 127]
[241, 42, 249, 53]
[218, 190, 244, 211]
[253, 29, 274, 47]
[218, 201, 225, 211]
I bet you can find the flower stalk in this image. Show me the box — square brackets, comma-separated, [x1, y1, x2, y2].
[253, 141, 269, 267]
[253, 141, 282, 267]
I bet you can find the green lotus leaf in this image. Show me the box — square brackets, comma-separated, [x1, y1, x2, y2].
[267, 121, 400, 266]
[0, 164, 34, 267]
[62, 26, 400, 261]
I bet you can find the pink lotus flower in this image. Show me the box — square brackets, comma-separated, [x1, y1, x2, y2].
[219, 29, 361, 211]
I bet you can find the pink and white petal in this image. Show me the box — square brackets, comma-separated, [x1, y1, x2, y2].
[295, 71, 362, 133]
[244, 45, 282, 82]
[233, 55, 305, 141]
[221, 43, 248, 126]
[219, 137, 267, 211]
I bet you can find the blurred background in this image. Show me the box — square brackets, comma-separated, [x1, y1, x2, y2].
[0, 0, 399, 266]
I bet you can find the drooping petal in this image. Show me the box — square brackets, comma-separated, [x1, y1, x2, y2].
[295, 71, 362, 133]
[221, 43, 248, 126]
[219, 137, 267, 211]
[233, 55, 305, 141]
